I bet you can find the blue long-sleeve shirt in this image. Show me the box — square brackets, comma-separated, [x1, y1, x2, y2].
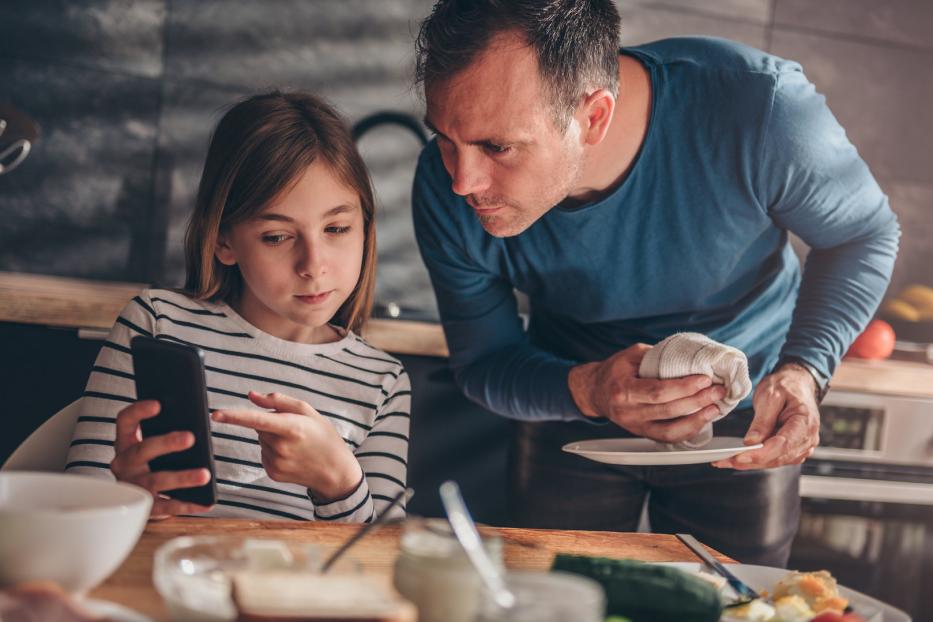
[412, 37, 900, 422]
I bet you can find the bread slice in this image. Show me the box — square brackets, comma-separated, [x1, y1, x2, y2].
[231, 571, 415, 622]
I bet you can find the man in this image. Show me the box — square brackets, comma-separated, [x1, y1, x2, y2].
[411, 0, 899, 565]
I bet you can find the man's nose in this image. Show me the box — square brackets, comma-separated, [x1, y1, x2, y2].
[449, 150, 491, 197]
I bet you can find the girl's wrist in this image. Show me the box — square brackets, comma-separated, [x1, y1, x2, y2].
[305, 461, 364, 504]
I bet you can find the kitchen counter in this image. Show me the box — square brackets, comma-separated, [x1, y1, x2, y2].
[3, 270, 933, 398]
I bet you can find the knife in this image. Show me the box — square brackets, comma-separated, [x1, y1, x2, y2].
[675, 533, 760, 602]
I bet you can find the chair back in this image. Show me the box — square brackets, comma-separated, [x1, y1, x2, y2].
[2, 400, 82, 472]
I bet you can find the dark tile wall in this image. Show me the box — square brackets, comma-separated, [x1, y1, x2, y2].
[1, 0, 930, 308]
[0, 0, 165, 77]
[0, 0, 436, 314]
[0, 57, 161, 279]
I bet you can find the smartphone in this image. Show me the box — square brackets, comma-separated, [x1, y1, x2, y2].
[131, 336, 217, 506]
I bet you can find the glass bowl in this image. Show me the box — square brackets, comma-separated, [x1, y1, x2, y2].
[153, 535, 357, 621]
[474, 570, 606, 622]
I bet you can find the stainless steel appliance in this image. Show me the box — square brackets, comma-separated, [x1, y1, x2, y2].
[790, 388, 933, 620]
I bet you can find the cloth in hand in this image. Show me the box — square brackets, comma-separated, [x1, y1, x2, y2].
[638, 332, 752, 449]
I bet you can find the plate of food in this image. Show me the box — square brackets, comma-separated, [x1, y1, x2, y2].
[562, 436, 762, 466]
[659, 562, 910, 622]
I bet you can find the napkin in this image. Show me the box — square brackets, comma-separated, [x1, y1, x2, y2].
[639, 332, 752, 450]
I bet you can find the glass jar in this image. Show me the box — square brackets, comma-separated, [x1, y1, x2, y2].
[474, 570, 605, 622]
[392, 518, 503, 622]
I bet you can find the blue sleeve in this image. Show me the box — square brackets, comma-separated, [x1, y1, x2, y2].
[412, 146, 588, 422]
[760, 68, 900, 378]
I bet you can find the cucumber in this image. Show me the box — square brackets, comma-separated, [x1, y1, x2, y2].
[552, 554, 722, 622]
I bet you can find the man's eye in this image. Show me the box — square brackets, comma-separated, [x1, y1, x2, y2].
[262, 234, 290, 245]
[484, 143, 512, 155]
[326, 226, 352, 235]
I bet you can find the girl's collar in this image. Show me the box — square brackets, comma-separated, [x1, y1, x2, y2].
[217, 299, 357, 358]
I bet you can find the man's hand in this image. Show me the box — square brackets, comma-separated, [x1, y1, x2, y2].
[211, 391, 363, 502]
[713, 363, 820, 469]
[568, 343, 727, 444]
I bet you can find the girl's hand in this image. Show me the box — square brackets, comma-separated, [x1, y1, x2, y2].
[110, 400, 214, 520]
[212, 391, 362, 502]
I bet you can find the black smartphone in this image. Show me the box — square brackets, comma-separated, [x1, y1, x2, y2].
[131, 336, 217, 506]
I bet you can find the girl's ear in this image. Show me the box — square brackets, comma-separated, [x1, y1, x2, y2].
[214, 232, 237, 266]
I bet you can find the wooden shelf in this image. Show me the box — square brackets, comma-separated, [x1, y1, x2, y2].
[0, 271, 448, 358]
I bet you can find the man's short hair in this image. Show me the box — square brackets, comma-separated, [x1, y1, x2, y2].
[415, 0, 621, 130]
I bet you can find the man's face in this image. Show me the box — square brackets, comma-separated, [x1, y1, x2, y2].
[424, 33, 586, 238]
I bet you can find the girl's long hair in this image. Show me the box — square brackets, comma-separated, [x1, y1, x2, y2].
[183, 91, 376, 333]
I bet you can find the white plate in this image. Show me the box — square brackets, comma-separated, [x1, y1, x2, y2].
[657, 562, 910, 622]
[562, 436, 763, 466]
[83, 597, 153, 622]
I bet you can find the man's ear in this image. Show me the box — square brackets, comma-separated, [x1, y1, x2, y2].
[214, 232, 237, 266]
[578, 88, 615, 146]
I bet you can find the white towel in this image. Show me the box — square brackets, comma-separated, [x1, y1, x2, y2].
[638, 332, 752, 449]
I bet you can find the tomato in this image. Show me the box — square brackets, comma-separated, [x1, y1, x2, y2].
[846, 319, 896, 360]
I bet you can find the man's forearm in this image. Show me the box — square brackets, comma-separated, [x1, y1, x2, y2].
[451, 344, 585, 422]
[781, 222, 899, 379]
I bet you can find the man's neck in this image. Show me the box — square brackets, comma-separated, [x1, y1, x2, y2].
[566, 54, 652, 207]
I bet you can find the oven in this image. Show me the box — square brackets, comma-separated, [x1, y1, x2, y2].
[789, 388, 933, 621]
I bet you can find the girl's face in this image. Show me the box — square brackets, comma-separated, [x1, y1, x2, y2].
[215, 160, 366, 343]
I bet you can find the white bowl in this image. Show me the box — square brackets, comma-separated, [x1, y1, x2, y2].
[0, 472, 152, 593]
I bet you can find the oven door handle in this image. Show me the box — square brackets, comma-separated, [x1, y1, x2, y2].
[800, 475, 933, 505]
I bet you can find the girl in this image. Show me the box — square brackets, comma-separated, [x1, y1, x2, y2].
[65, 91, 410, 523]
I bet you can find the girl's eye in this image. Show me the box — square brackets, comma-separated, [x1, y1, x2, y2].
[325, 225, 352, 235]
[261, 234, 291, 245]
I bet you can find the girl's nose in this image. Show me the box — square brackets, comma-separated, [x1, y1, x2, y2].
[296, 239, 325, 278]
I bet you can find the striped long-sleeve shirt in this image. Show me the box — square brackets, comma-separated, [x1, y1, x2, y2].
[65, 288, 410, 523]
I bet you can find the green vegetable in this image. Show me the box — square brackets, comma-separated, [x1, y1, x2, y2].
[552, 554, 722, 622]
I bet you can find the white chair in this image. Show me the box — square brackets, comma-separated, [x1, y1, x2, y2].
[2, 400, 82, 472]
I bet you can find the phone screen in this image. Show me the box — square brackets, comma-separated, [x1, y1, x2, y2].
[131, 336, 217, 506]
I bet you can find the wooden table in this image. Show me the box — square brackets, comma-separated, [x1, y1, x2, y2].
[89, 518, 732, 621]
